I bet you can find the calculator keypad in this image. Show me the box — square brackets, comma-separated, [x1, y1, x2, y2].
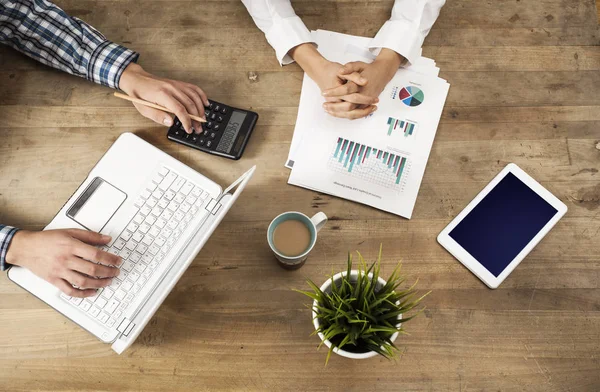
[168, 100, 236, 152]
[166, 100, 256, 160]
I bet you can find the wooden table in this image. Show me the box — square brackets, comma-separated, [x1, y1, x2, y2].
[1, 1, 599, 390]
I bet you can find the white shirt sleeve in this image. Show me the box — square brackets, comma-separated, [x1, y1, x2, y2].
[369, 0, 446, 65]
[241, 0, 314, 66]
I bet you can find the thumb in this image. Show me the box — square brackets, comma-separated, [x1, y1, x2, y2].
[133, 102, 173, 127]
[66, 229, 111, 245]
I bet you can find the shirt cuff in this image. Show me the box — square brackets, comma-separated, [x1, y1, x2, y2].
[88, 41, 140, 89]
[0, 226, 20, 271]
[368, 20, 424, 66]
[264, 15, 314, 66]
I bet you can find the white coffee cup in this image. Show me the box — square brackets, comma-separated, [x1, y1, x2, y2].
[267, 211, 327, 269]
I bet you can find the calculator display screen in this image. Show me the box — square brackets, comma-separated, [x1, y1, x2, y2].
[226, 111, 246, 136]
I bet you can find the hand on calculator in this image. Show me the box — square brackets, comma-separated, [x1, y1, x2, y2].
[6, 229, 121, 297]
[119, 63, 209, 134]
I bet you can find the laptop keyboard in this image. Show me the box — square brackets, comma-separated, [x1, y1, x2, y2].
[60, 166, 210, 330]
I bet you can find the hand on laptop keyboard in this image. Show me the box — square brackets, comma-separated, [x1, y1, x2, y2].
[5, 229, 121, 297]
[59, 166, 211, 330]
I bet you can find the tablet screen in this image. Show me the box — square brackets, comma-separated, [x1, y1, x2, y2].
[449, 173, 558, 277]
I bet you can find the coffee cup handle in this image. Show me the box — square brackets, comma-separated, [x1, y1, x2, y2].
[310, 212, 328, 232]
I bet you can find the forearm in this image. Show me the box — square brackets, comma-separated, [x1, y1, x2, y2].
[0, 0, 138, 88]
[289, 44, 328, 76]
[374, 48, 405, 72]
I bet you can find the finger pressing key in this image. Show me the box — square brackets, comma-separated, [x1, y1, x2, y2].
[69, 257, 121, 279]
[65, 270, 113, 289]
[75, 243, 122, 267]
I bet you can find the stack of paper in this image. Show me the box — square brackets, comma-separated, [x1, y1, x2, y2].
[287, 30, 450, 219]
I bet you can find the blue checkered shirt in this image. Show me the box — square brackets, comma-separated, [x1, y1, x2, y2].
[0, 0, 140, 269]
[0, 225, 19, 270]
[0, 0, 139, 89]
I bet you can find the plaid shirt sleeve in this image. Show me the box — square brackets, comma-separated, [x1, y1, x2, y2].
[0, 225, 19, 271]
[0, 0, 139, 89]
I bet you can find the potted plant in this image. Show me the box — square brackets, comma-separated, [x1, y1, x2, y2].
[297, 247, 429, 364]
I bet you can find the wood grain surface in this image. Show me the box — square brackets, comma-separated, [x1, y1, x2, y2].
[1, 0, 599, 391]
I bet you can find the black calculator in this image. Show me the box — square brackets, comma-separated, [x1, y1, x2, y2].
[167, 100, 258, 160]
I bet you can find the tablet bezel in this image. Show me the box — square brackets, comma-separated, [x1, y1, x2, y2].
[437, 163, 568, 289]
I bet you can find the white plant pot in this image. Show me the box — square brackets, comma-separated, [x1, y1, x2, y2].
[311, 270, 401, 360]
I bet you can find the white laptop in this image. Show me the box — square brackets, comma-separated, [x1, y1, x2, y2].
[8, 132, 255, 354]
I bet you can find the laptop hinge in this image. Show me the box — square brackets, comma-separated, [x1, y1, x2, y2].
[205, 198, 222, 215]
[117, 318, 136, 337]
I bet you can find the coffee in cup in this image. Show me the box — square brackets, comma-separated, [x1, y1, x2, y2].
[267, 211, 327, 269]
[273, 219, 311, 257]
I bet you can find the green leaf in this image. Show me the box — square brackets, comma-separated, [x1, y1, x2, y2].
[356, 309, 377, 323]
[379, 309, 404, 320]
[293, 289, 321, 303]
[364, 326, 400, 334]
[337, 334, 352, 351]
[368, 291, 396, 310]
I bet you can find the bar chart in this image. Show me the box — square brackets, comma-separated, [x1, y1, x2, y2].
[387, 117, 417, 138]
[328, 137, 410, 190]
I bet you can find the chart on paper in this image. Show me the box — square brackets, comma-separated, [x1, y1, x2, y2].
[398, 86, 425, 107]
[327, 137, 410, 192]
[287, 34, 450, 218]
[387, 117, 418, 138]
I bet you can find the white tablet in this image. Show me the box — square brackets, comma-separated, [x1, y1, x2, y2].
[437, 163, 567, 289]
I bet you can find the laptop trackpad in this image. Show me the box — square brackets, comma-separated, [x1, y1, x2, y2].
[67, 177, 127, 233]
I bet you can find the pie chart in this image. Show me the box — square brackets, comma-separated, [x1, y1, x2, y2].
[399, 86, 425, 107]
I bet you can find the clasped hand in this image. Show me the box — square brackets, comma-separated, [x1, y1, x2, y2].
[292, 45, 405, 120]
